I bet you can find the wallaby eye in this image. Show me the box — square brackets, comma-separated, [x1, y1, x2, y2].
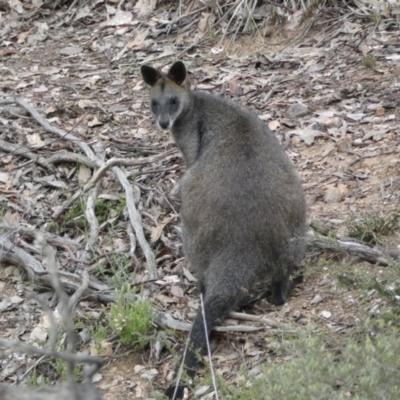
[170, 97, 179, 106]
[151, 99, 158, 109]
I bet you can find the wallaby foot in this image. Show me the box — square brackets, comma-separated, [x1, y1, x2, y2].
[165, 384, 185, 400]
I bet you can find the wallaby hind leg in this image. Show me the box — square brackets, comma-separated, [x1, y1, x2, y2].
[165, 289, 241, 399]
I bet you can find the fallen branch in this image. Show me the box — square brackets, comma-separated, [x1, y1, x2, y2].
[0, 236, 114, 303]
[307, 231, 399, 266]
[229, 311, 279, 328]
[47, 152, 96, 169]
[0, 139, 53, 170]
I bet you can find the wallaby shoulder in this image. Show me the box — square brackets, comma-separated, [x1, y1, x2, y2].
[173, 89, 282, 167]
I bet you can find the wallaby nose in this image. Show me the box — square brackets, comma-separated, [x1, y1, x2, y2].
[158, 120, 170, 130]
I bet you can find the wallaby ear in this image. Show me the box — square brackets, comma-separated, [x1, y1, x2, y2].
[167, 61, 187, 86]
[141, 65, 162, 87]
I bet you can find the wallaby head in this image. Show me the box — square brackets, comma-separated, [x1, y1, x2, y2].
[140, 61, 191, 131]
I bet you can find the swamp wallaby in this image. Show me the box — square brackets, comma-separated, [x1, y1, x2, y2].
[141, 61, 307, 399]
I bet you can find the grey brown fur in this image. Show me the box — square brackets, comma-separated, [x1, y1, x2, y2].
[141, 61, 307, 399]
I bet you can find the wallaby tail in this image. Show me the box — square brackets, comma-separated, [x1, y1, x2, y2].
[165, 285, 242, 399]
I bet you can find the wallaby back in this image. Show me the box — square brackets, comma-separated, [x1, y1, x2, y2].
[141, 61, 307, 400]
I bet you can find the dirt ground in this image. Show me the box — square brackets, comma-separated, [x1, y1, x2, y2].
[1, 3, 400, 400]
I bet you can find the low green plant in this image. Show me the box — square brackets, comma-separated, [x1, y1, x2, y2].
[46, 220, 59, 233]
[92, 322, 108, 352]
[95, 197, 126, 223]
[347, 212, 399, 245]
[26, 369, 50, 387]
[97, 253, 132, 289]
[221, 331, 400, 399]
[362, 54, 376, 69]
[48, 358, 81, 382]
[65, 199, 87, 231]
[109, 284, 154, 348]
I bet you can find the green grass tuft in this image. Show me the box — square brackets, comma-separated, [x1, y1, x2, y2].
[109, 284, 154, 348]
[347, 212, 399, 245]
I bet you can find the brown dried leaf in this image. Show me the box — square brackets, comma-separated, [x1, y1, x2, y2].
[150, 216, 174, 243]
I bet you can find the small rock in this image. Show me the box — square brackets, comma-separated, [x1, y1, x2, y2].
[286, 103, 309, 118]
[134, 365, 145, 374]
[324, 186, 340, 203]
[319, 276, 331, 285]
[10, 295, 24, 304]
[292, 310, 301, 318]
[336, 135, 352, 152]
[310, 122, 325, 132]
[140, 368, 158, 380]
[60, 47, 82, 56]
[91, 373, 103, 383]
[291, 135, 301, 145]
[322, 116, 342, 128]
[324, 184, 348, 203]
[338, 183, 348, 199]
[249, 365, 261, 375]
[320, 310, 332, 319]
[311, 294, 323, 305]
[194, 386, 211, 398]
[0, 298, 12, 311]
[329, 218, 345, 225]
[30, 326, 48, 342]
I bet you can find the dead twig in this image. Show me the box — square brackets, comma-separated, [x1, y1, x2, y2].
[0, 139, 53, 170]
[0, 235, 114, 303]
[81, 183, 101, 263]
[14, 97, 101, 166]
[47, 152, 96, 169]
[229, 311, 279, 328]
[113, 167, 158, 280]
[53, 151, 175, 218]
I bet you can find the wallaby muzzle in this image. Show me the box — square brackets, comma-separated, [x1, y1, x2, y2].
[157, 118, 171, 130]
